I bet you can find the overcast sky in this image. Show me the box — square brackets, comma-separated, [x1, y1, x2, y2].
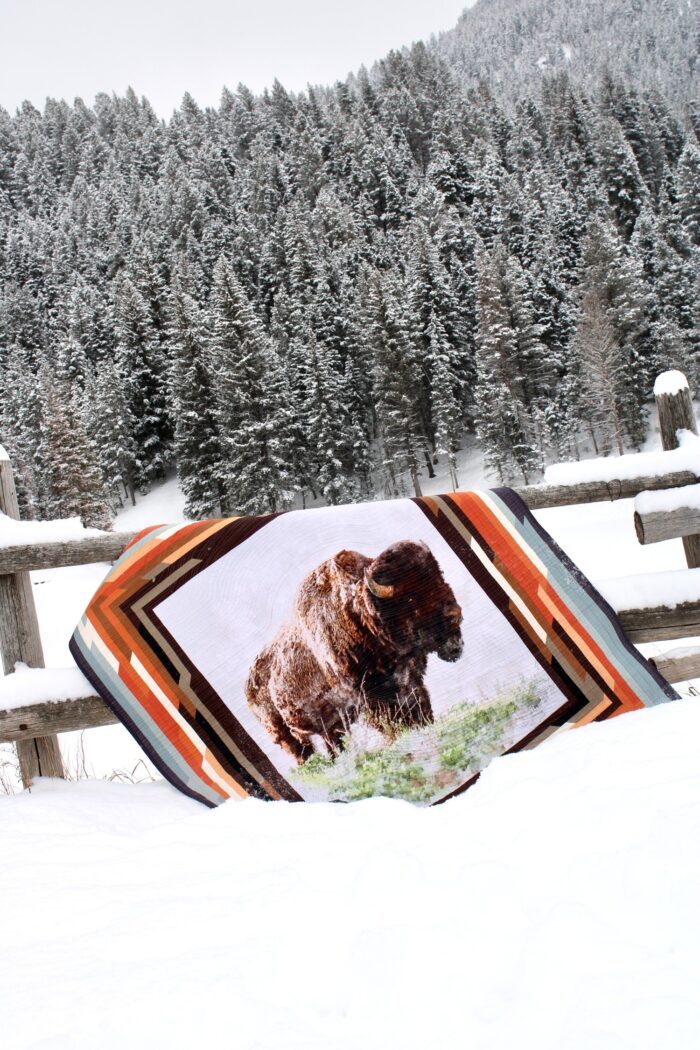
[1, 0, 475, 118]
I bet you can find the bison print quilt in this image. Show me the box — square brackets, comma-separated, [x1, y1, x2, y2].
[70, 490, 677, 806]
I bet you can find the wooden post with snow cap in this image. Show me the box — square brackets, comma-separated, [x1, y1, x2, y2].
[0, 448, 64, 785]
[654, 371, 700, 569]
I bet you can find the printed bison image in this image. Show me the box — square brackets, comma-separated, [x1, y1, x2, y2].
[245, 540, 464, 764]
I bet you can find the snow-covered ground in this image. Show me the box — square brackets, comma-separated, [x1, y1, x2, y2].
[2, 696, 700, 1050]
[2, 423, 700, 1049]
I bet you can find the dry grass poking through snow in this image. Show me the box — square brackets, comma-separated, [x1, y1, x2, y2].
[293, 678, 542, 802]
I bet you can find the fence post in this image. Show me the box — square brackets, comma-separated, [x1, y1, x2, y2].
[0, 451, 64, 785]
[654, 370, 700, 569]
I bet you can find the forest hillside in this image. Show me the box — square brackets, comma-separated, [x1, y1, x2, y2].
[0, 0, 698, 526]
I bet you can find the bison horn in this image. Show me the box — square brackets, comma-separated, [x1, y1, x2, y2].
[366, 573, 395, 599]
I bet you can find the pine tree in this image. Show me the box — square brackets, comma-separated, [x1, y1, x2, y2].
[302, 333, 358, 506]
[474, 253, 540, 484]
[208, 256, 294, 514]
[369, 275, 431, 498]
[428, 313, 462, 490]
[169, 285, 224, 518]
[113, 276, 171, 486]
[596, 117, 648, 240]
[405, 220, 468, 459]
[0, 346, 48, 518]
[570, 289, 627, 455]
[41, 370, 112, 528]
[676, 140, 700, 247]
[577, 217, 651, 445]
[84, 358, 138, 511]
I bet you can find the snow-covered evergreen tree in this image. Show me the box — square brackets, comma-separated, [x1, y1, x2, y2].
[41, 371, 112, 529]
[570, 288, 627, 455]
[368, 276, 429, 497]
[428, 313, 462, 490]
[113, 276, 171, 486]
[474, 253, 540, 484]
[301, 333, 359, 506]
[84, 358, 138, 511]
[169, 285, 224, 518]
[208, 256, 294, 514]
[0, 0, 697, 506]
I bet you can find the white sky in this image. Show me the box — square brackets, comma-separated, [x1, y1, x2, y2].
[1, 0, 475, 118]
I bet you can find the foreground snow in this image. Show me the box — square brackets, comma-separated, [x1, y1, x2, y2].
[2, 696, 700, 1049]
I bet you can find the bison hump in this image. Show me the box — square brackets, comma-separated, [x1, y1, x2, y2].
[332, 549, 371, 579]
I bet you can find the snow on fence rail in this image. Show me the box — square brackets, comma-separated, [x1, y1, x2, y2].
[1, 466, 699, 576]
[1, 370, 699, 787]
[634, 484, 700, 546]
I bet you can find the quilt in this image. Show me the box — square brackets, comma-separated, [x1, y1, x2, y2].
[70, 490, 677, 806]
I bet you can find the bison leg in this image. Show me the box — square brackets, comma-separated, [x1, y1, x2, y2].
[365, 678, 434, 734]
[251, 699, 313, 764]
[400, 681, 434, 727]
[246, 661, 312, 764]
[319, 717, 349, 759]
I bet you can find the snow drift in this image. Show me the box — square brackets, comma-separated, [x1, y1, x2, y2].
[2, 694, 700, 1050]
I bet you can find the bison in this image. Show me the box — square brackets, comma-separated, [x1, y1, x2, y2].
[245, 540, 463, 764]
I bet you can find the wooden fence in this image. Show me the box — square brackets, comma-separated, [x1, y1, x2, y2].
[1, 372, 699, 788]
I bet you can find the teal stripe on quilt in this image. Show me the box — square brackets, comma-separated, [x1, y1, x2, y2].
[486, 492, 673, 706]
[112, 523, 177, 569]
[72, 621, 223, 806]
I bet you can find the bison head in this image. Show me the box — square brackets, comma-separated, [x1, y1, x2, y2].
[363, 541, 463, 663]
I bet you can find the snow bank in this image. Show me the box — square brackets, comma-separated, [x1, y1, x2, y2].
[596, 566, 700, 611]
[635, 483, 700, 516]
[544, 430, 700, 486]
[0, 663, 94, 711]
[0, 511, 105, 548]
[654, 369, 690, 396]
[2, 697, 700, 1049]
[0, 443, 8, 462]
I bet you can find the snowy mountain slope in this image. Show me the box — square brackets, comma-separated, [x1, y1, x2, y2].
[2, 694, 700, 1050]
[436, 0, 699, 105]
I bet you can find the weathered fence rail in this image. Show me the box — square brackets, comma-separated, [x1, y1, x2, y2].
[1, 370, 699, 788]
[634, 485, 700, 546]
[0, 694, 119, 742]
[0, 532, 138, 575]
[1, 471, 699, 579]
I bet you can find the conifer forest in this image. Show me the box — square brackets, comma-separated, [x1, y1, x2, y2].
[0, 0, 698, 527]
